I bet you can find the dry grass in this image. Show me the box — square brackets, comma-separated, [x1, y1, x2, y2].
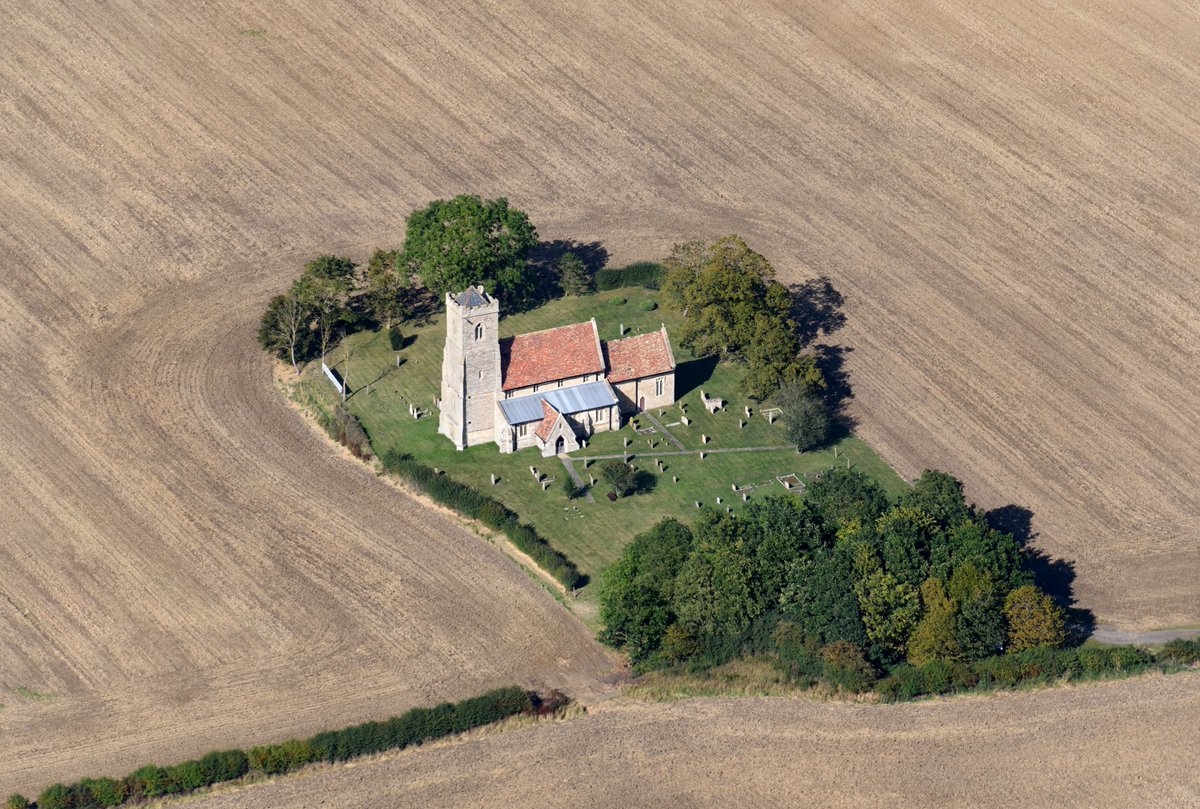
[2, 0, 1199, 797]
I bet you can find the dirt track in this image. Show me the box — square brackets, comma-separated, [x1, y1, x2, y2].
[2, 0, 1199, 796]
[179, 674, 1200, 808]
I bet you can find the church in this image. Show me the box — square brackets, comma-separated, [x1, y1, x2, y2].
[438, 286, 677, 457]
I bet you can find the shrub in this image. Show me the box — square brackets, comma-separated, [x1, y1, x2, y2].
[639, 300, 657, 311]
[388, 323, 404, 350]
[78, 777, 127, 807]
[562, 475, 582, 500]
[820, 641, 877, 693]
[595, 261, 664, 290]
[600, 460, 637, 497]
[36, 785, 70, 809]
[609, 296, 627, 306]
[1159, 638, 1200, 664]
[877, 664, 925, 702]
[4, 796, 29, 809]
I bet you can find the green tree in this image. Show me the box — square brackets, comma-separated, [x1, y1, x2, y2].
[1004, 585, 1066, 652]
[674, 512, 759, 639]
[948, 519, 1029, 589]
[401, 195, 538, 300]
[598, 520, 693, 661]
[295, 255, 357, 361]
[854, 569, 920, 661]
[901, 470, 971, 527]
[558, 251, 592, 296]
[802, 468, 890, 532]
[600, 460, 637, 497]
[774, 379, 831, 451]
[741, 315, 823, 400]
[779, 543, 868, 647]
[740, 497, 822, 606]
[906, 578, 961, 665]
[948, 564, 1007, 659]
[876, 506, 941, 586]
[562, 475, 581, 500]
[257, 290, 313, 375]
[363, 248, 407, 329]
[5, 795, 30, 809]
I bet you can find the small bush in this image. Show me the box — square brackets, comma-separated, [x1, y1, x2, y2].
[877, 664, 925, 702]
[1159, 638, 1200, 664]
[388, 323, 404, 350]
[820, 641, 877, 693]
[639, 300, 657, 311]
[609, 296, 627, 306]
[562, 476, 581, 500]
[324, 403, 372, 460]
[4, 796, 29, 809]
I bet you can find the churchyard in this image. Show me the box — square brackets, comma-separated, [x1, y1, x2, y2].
[295, 286, 907, 595]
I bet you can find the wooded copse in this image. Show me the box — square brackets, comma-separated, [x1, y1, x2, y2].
[599, 468, 1077, 689]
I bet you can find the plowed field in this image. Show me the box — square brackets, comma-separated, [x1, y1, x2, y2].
[2, 0, 1197, 796]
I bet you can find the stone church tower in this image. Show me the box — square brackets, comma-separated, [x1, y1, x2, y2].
[438, 286, 501, 450]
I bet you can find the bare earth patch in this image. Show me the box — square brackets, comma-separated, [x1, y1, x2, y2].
[1, 0, 1198, 797]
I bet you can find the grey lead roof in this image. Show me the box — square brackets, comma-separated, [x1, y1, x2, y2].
[497, 379, 619, 425]
[454, 288, 490, 308]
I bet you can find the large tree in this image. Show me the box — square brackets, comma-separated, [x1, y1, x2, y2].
[557, 250, 592, 296]
[257, 291, 313, 376]
[401, 195, 538, 300]
[774, 379, 831, 451]
[674, 512, 759, 639]
[295, 255, 357, 361]
[362, 248, 407, 329]
[1003, 585, 1066, 652]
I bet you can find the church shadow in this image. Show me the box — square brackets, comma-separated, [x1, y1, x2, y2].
[984, 504, 1095, 645]
[674, 355, 719, 400]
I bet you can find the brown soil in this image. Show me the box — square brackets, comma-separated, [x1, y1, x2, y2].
[176, 674, 1200, 808]
[1, 0, 1198, 796]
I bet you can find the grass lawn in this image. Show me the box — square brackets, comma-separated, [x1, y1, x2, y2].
[295, 287, 909, 597]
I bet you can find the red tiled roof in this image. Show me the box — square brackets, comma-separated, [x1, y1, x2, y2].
[533, 399, 561, 443]
[604, 327, 676, 384]
[500, 320, 604, 391]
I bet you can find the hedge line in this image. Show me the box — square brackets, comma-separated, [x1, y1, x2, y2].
[595, 261, 664, 291]
[23, 687, 532, 809]
[381, 451, 584, 589]
[877, 639, 1200, 702]
[315, 402, 372, 460]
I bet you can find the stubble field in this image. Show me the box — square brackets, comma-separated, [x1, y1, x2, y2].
[1, 0, 1198, 798]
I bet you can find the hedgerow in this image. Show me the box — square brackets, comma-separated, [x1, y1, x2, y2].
[31, 687, 533, 809]
[381, 451, 584, 588]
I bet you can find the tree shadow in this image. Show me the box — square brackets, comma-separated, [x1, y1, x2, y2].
[520, 239, 611, 310]
[984, 504, 1096, 645]
[812, 344, 856, 440]
[674, 355, 719, 400]
[632, 469, 658, 495]
[789, 276, 846, 348]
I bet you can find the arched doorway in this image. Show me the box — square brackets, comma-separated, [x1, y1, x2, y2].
[555, 435, 565, 454]
[639, 395, 645, 411]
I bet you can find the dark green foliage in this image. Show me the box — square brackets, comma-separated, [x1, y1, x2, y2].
[609, 296, 627, 306]
[364, 248, 407, 329]
[599, 520, 694, 663]
[877, 506, 939, 586]
[901, 470, 971, 527]
[388, 322, 405, 350]
[803, 468, 889, 531]
[775, 381, 830, 451]
[781, 543, 869, 647]
[557, 251, 592, 296]
[595, 261, 664, 290]
[639, 300, 657, 311]
[1159, 638, 1200, 664]
[599, 460, 637, 497]
[4, 796, 29, 809]
[562, 475, 581, 500]
[381, 451, 582, 588]
[401, 195, 538, 300]
[257, 291, 317, 372]
[674, 511, 759, 638]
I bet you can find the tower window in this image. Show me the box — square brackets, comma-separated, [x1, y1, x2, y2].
[478, 370, 483, 379]
[474, 323, 484, 341]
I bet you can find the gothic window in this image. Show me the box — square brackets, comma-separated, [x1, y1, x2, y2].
[557, 379, 564, 388]
[518, 423, 528, 437]
[655, 377, 664, 397]
[474, 322, 484, 341]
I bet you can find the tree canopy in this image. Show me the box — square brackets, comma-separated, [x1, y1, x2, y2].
[774, 380, 831, 451]
[401, 195, 538, 300]
[661, 235, 824, 400]
[598, 468, 1061, 676]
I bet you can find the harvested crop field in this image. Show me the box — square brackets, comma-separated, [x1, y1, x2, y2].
[178, 674, 1200, 808]
[1, 0, 1199, 796]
